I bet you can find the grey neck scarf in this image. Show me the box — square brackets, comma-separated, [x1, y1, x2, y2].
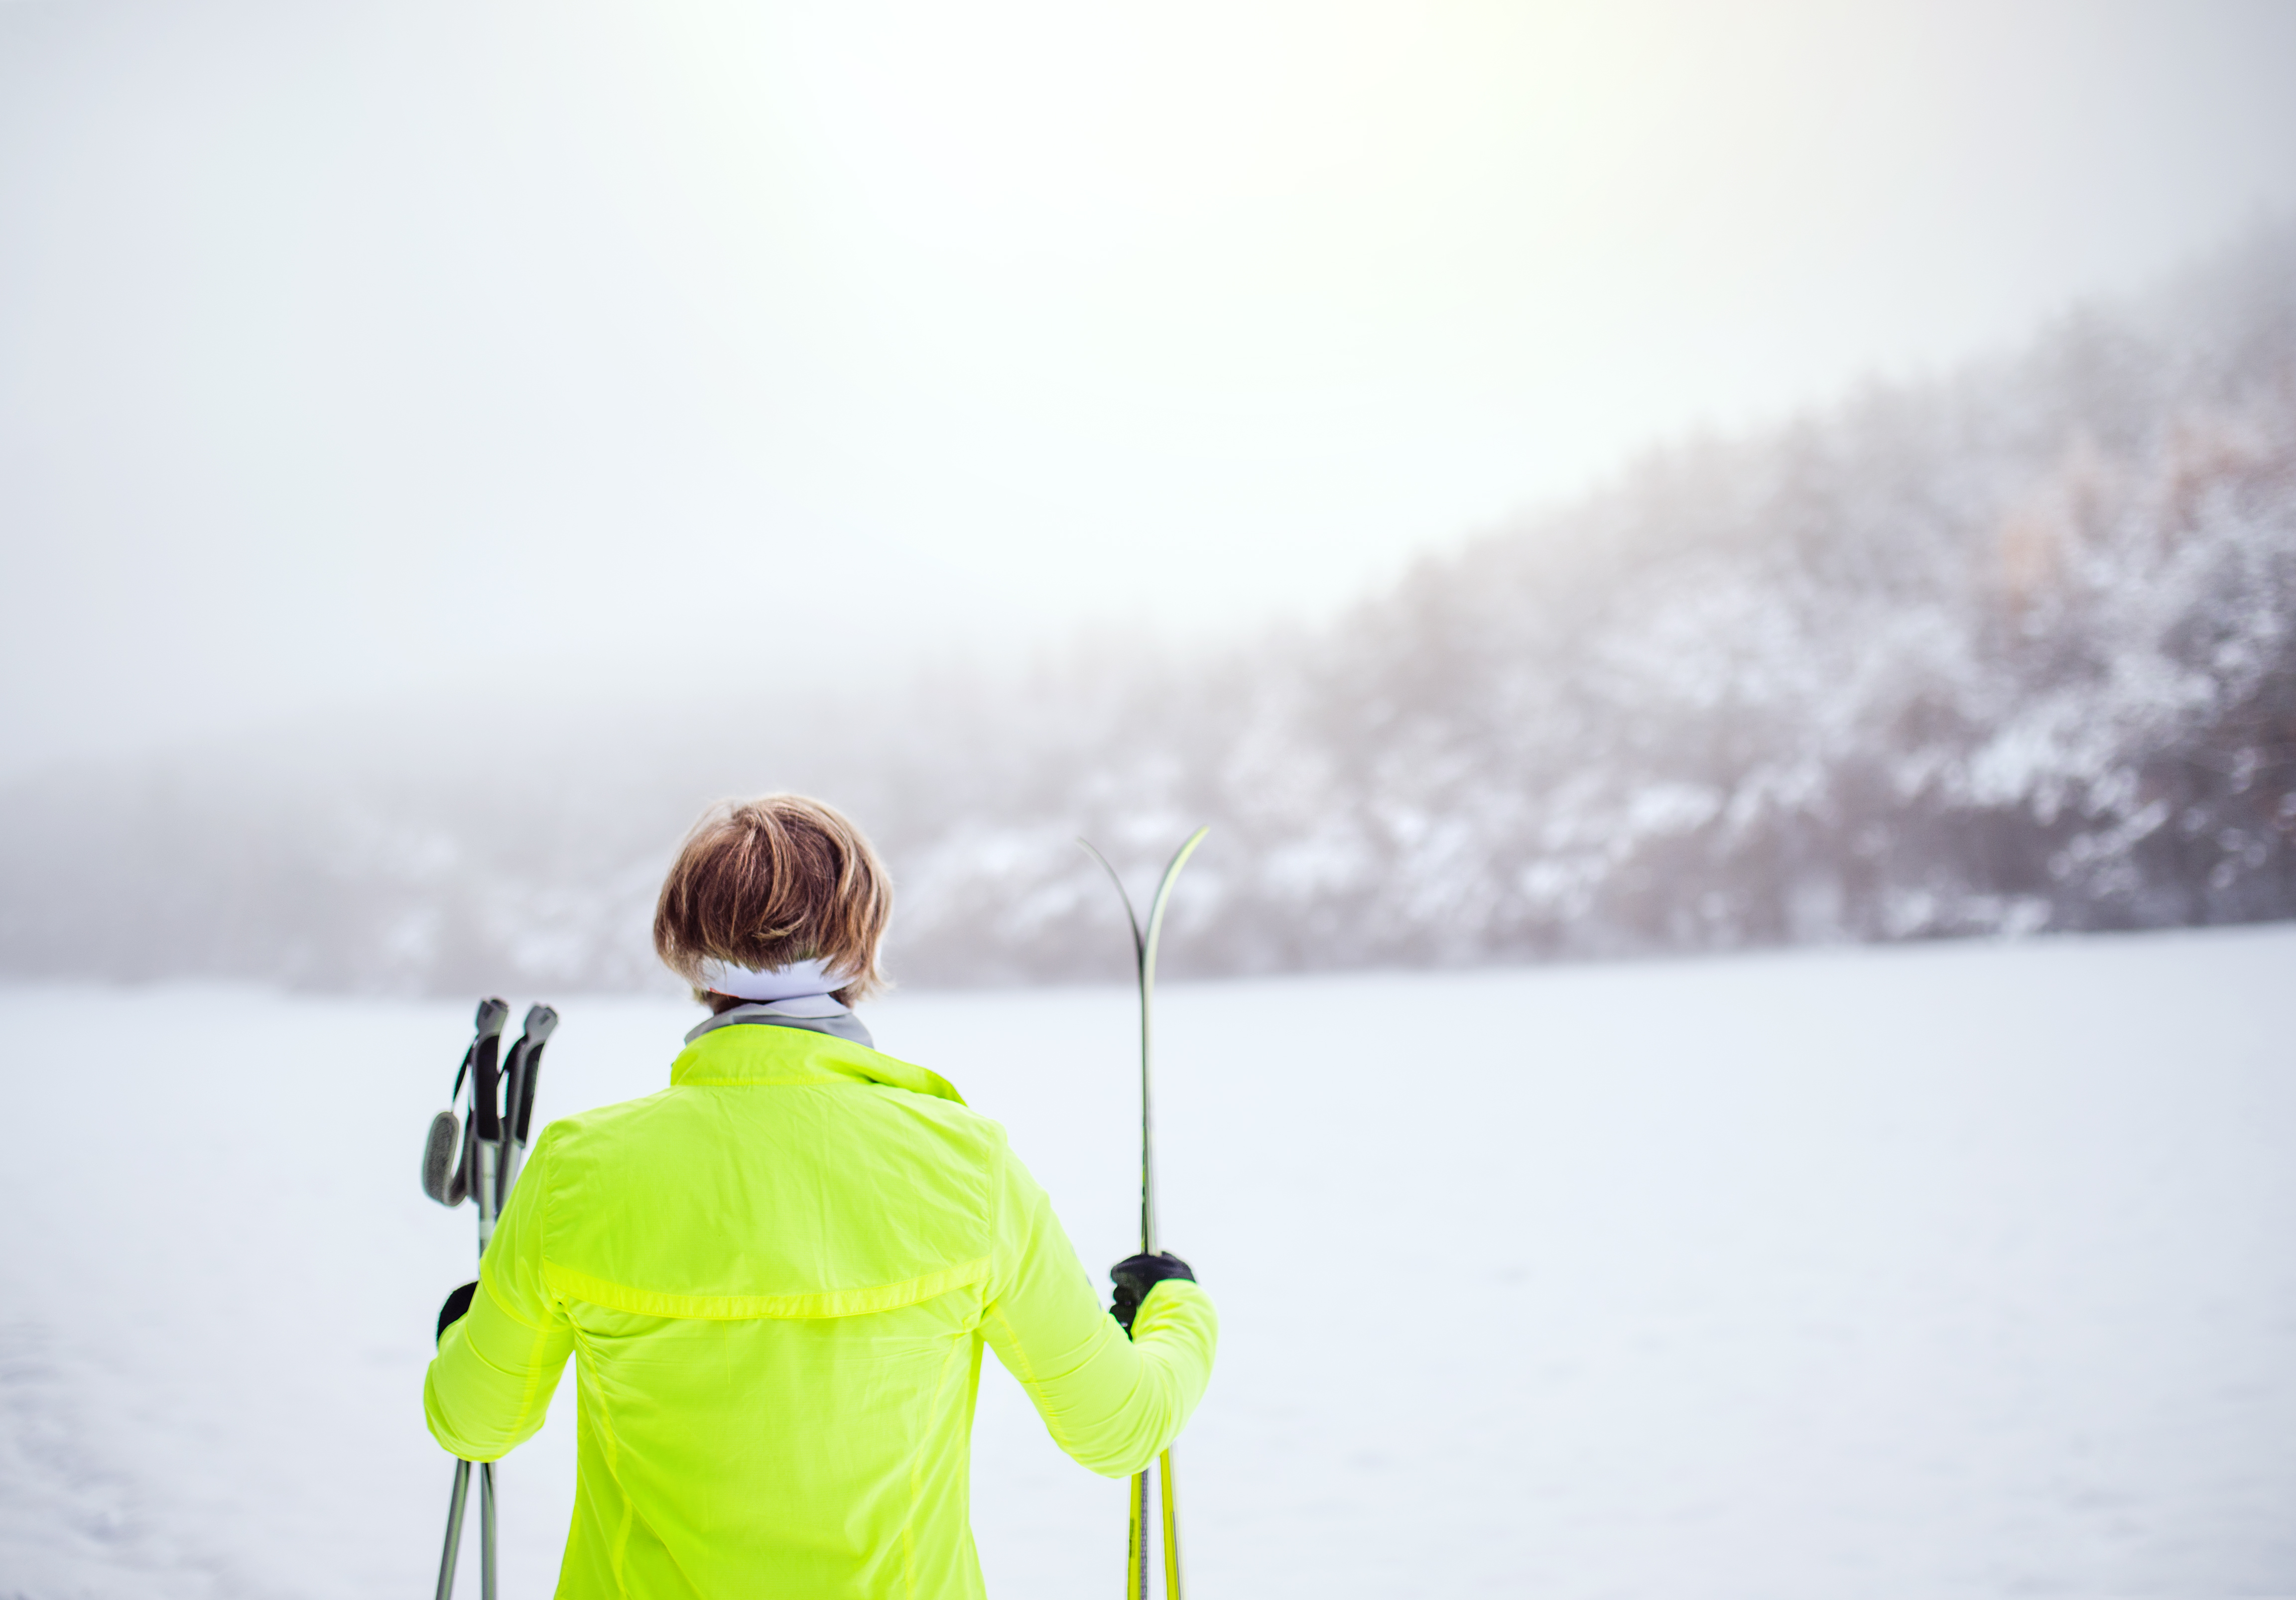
[683, 999, 875, 1051]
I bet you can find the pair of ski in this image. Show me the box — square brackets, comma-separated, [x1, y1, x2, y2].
[422, 998, 560, 1600]
[1083, 826, 1209, 1600]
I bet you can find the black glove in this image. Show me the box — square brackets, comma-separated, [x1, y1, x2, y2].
[437, 1280, 478, 1347]
[1109, 1251, 1194, 1334]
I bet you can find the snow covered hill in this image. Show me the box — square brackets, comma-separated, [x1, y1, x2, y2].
[0, 229, 2291, 996]
[890, 223, 2296, 982]
[3, 927, 2292, 1599]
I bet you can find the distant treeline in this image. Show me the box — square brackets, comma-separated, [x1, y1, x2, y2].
[4, 226, 2293, 994]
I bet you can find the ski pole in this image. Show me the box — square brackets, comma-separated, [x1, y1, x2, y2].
[471, 999, 506, 1254]
[434, 1460, 471, 1600]
[495, 1005, 559, 1209]
[480, 1460, 499, 1600]
[1082, 827, 1208, 1600]
[425, 998, 511, 1600]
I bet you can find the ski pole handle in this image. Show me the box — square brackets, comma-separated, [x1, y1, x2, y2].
[471, 1010, 505, 1145]
[467, 998, 510, 1251]
[509, 1004, 558, 1148]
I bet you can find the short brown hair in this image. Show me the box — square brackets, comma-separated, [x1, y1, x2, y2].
[652, 795, 892, 1003]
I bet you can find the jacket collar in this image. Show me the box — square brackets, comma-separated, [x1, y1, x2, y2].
[668, 1017, 966, 1106]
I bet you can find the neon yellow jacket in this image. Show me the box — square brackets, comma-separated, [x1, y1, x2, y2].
[423, 1020, 1217, 1600]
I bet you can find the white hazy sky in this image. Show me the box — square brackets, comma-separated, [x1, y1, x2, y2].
[3, 0, 2294, 772]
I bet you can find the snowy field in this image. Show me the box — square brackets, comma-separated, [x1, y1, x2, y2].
[4, 925, 2294, 1600]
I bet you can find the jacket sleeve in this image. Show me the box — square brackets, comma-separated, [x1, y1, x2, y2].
[423, 1125, 577, 1463]
[978, 1140, 1217, 1478]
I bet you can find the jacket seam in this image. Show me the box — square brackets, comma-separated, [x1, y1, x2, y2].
[478, 1269, 550, 1332]
[986, 1129, 1010, 1302]
[571, 1324, 637, 1597]
[540, 1257, 991, 1321]
[986, 1301, 1089, 1463]
[510, 1317, 554, 1438]
[909, 1316, 969, 1600]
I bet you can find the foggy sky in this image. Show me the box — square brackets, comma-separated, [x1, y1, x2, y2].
[3, 0, 2294, 776]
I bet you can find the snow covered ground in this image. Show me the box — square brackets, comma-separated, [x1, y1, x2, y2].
[3, 925, 2294, 1600]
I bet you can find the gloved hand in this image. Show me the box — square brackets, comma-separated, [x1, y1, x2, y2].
[437, 1280, 478, 1347]
[1109, 1251, 1194, 1334]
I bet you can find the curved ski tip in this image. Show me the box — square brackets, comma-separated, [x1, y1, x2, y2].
[1079, 837, 1147, 946]
[1162, 825, 1212, 875]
